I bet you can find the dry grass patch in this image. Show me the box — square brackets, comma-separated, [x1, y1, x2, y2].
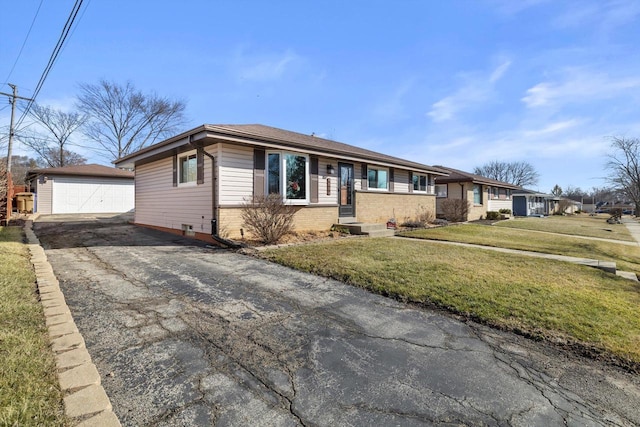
[399, 224, 640, 273]
[495, 215, 635, 241]
[262, 238, 640, 369]
[0, 226, 66, 426]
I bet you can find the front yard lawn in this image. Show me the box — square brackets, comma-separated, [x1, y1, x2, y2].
[495, 215, 635, 242]
[262, 238, 640, 369]
[0, 226, 66, 426]
[399, 224, 640, 273]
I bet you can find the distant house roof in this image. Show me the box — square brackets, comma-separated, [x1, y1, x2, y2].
[433, 166, 522, 190]
[512, 188, 560, 199]
[115, 124, 448, 175]
[27, 164, 134, 179]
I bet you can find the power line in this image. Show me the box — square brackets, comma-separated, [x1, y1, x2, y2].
[14, 0, 85, 131]
[1, 0, 45, 88]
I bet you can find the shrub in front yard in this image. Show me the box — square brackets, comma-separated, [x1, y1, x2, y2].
[486, 211, 501, 220]
[401, 205, 435, 228]
[241, 194, 296, 244]
[440, 199, 470, 222]
[498, 208, 511, 214]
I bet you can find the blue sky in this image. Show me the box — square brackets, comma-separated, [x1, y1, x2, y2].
[2, 0, 640, 193]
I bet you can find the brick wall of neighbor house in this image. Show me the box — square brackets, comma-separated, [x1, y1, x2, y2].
[355, 191, 435, 224]
[466, 183, 488, 220]
[218, 206, 339, 239]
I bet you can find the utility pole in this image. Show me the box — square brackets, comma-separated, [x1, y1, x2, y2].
[1, 84, 34, 224]
[1, 84, 34, 173]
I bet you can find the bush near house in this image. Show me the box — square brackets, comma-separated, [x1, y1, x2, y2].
[485, 211, 501, 220]
[440, 199, 470, 222]
[401, 205, 436, 228]
[240, 194, 296, 244]
[498, 208, 511, 215]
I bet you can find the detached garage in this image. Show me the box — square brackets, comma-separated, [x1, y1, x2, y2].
[27, 164, 134, 214]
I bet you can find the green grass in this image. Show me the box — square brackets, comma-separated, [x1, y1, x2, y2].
[495, 214, 635, 241]
[0, 226, 66, 426]
[263, 238, 640, 368]
[399, 224, 640, 273]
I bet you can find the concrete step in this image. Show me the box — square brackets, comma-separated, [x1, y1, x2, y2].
[367, 229, 396, 238]
[337, 217, 357, 224]
[616, 270, 638, 281]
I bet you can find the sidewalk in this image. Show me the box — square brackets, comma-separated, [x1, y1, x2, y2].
[623, 217, 640, 245]
[393, 236, 638, 281]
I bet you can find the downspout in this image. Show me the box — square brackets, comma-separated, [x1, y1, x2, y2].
[189, 136, 244, 249]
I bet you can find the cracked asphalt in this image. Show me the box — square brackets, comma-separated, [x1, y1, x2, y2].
[33, 214, 640, 426]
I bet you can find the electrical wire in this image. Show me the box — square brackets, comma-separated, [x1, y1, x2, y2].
[14, 0, 85, 131]
[1, 0, 45, 88]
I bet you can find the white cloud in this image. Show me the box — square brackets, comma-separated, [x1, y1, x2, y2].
[232, 48, 301, 82]
[427, 59, 511, 122]
[522, 69, 640, 108]
[522, 119, 582, 137]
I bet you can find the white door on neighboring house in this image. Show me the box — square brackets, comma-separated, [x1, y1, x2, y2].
[51, 177, 134, 214]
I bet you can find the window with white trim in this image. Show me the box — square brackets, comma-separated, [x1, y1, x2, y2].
[367, 166, 388, 190]
[267, 151, 309, 204]
[413, 173, 428, 192]
[179, 152, 197, 185]
[435, 184, 447, 197]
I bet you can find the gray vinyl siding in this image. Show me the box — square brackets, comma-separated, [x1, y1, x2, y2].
[36, 178, 53, 214]
[135, 152, 213, 234]
[393, 169, 410, 193]
[218, 144, 254, 205]
[318, 157, 338, 204]
[487, 199, 512, 212]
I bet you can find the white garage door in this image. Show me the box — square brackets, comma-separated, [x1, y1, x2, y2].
[52, 177, 134, 214]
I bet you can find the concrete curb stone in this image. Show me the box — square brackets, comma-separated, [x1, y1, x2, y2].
[23, 220, 120, 426]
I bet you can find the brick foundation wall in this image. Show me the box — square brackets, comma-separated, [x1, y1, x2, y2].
[354, 192, 436, 224]
[218, 205, 339, 239]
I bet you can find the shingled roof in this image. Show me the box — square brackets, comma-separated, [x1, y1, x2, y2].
[115, 124, 448, 175]
[434, 166, 521, 190]
[28, 164, 134, 179]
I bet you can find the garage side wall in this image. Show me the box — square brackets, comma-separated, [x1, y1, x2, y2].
[135, 149, 213, 235]
[36, 177, 53, 214]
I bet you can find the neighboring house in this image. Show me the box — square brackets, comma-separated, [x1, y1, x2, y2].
[26, 164, 134, 214]
[114, 124, 448, 242]
[512, 189, 560, 216]
[434, 167, 521, 220]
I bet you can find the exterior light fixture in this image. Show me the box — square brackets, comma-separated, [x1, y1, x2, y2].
[326, 164, 335, 175]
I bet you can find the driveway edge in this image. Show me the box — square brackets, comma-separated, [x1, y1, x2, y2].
[24, 221, 121, 427]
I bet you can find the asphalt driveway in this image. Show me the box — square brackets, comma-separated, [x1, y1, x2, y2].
[34, 215, 640, 426]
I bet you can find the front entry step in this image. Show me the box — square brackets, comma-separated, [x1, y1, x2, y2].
[334, 223, 395, 238]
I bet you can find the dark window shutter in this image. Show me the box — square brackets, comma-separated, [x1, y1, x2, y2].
[254, 149, 265, 197]
[310, 156, 319, 203]
[408, 171, 413, 193]
[361, 164, 368, 190]
[196, 147, 205, 184]
[389, 168, 394, 193]
[172, 154, 178, 187]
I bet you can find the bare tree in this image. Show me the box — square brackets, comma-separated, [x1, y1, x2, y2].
[3, 155, 38, 185]
[36, 148, 86, 168]
[77, 80, 186, 160]
[474, 161, 539, 187]
[563, 185, 587, 200]
[551, 184, 562, 197]
[606, 136, 640, 214]
[17, 103, 87, 167]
